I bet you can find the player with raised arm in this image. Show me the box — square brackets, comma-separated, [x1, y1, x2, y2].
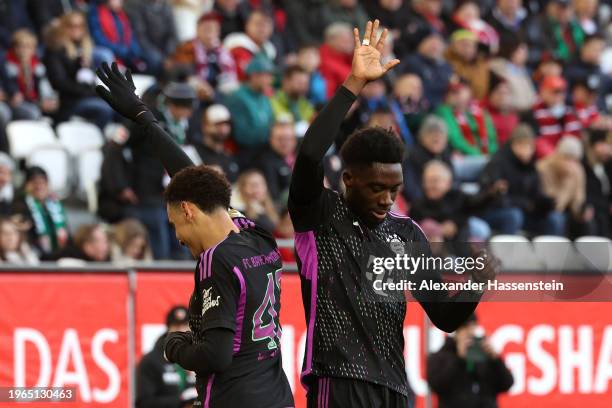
[289, 20, 498, 408]
[95, 63, 293, 408]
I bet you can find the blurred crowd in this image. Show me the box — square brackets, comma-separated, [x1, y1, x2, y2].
[0, 0, 611, 263]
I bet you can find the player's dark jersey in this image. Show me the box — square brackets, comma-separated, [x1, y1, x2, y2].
[187, 215, 294, 408]
[289, 188, 430, 398]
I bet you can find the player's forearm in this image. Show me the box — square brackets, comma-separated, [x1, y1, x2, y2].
[297, 84, 357, 163]
[168, 329, 234, 375]
[421, 298, 479, 333]
[142, 121, 195, 177]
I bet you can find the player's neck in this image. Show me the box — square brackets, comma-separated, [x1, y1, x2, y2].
[199, 209, 240, 251]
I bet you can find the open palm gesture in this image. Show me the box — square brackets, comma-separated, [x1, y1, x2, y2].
[351, 20, 400, 82]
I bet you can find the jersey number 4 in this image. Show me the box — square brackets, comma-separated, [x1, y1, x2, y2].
[252, 269, 281, 350]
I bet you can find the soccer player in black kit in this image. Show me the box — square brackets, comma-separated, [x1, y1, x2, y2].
[95, 63, 293, 408]
[289, 20, 498, 407]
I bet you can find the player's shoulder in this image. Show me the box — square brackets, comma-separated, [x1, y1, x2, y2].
[386, 211, 429, 242]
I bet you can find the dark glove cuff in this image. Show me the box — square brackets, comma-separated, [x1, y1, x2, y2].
[134, 110, 157, 126]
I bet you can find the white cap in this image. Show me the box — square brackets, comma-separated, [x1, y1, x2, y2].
[206, 104, 231, 124]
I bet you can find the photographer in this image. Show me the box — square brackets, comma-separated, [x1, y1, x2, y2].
[426, 314, 513, 408]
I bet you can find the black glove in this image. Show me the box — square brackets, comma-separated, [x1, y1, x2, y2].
[95, 62, 156, 125]
[163, 331, 193, 364]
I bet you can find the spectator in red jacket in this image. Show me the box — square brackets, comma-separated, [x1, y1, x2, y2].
[522, 75, 582, 158]
[486, 73, 519, 145]
[319, 22, 354, 98]
[4, 29, 58, 120]
[223, 9, 275, 81]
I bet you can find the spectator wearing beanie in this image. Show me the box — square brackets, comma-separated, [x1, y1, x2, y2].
[12, 167, 69, 257]
[522, 75, 582, 158]
[171, 12, 238, 99]
[485, 0, 529, 50]
[444, 29, 491, 101]
[398, 26, 453, 107]
[223, 54, 274, 151]
[489, 37, 537, 112]
[449, 0, 499, 54]
[479, 124, 563, 236]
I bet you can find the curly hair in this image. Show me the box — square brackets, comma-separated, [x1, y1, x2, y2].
[339, 126, 405, 168]
[163, 165, 231, 213]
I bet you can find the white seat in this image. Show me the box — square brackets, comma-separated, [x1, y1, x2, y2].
[532, 235, 586, 271]
[56, 121, 104, 156]
[574, 236, 612, 272]
[77, 149, 103, 211]
[131, 74, 156, 97]
[27, 147, 71, 199]
[7, 120, 60, 159]
[489, 235, 543, 271]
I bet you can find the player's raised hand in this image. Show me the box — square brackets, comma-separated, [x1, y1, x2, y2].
[95, 62, 154, 124]
[350, 20, 400, 82]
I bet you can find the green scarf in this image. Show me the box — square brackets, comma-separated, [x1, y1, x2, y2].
[25, 194, 67, 253]
[551, 19, 585, 61]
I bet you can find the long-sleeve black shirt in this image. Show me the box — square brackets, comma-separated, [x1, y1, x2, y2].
[288, 85, 482, 397]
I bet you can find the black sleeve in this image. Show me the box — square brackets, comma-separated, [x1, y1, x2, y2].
[288, 86, 356, 231]
[487, 358, 515, 393]
[140, 121, 195, 177]
[170, 328, 234, 376]
[44, 51, 95, 98]
[410, 225, 481, 333]
[135, 356, 182, 408]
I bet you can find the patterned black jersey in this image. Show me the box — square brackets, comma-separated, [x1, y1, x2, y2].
[187, 216, 294, 407]
[289, 189, 430, 398]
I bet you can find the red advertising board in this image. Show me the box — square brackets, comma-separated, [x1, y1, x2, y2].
[0, 270, 610, 407]
[0, 273, 130, 407]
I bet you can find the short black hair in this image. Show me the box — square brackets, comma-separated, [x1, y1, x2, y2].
[340, 127, 405, 168]
[164, 165, 231, 213]
[283, 65, 308, 80]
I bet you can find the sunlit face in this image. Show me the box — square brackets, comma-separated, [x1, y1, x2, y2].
[246, 12, 273, 44]
[448, 86, 472, 110]
[511, 139, 535, 164]
[0, 165, 12, 189]
[381, 0, 402, 11]
[419, 35, 445, 60]
[204, 120, 232, 144]
[297, 47, 320, 72]
[27, 175, 49, 201]
[581, 39, 604, 64]
[343, 163, 403, 227]
[453, 38, 478, 61]
[124, 235, 146, 259]
[67, 16, 86, 41]
[83, 227, 110, 262]
[394, 74, 423, 100]
[285, 72, 310, 98]
[541, 87, 566, 107]
[422, 165, 452, 201]
[15, 38, 37, 61]
[168, 103, 194, 121]
[499, 0, 522, 16]
[330, 30, 355, 54]
[197, 19, 220, 48]
[489, 83, 512, 111]
[0, 222, 20, 252]
[108, 0, 123, 12]
[455, 2, 480, 22]
[270, 124, 297, 157]
[421, 129, 448, 154]
[242, 173, 268, 203]
[592, 141, 611, 162]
